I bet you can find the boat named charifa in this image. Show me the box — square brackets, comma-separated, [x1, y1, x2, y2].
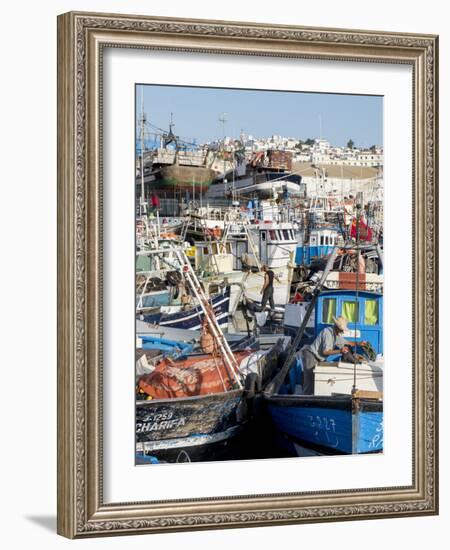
[136, 338, 285, 462]
[135, 253, 286, 462]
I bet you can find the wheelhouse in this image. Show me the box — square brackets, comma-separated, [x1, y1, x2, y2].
[316, 289, 383, 355]
[295, 227, 341, 266]
[256, 223, 297, 267]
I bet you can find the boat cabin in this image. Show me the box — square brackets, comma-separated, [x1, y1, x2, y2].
[316, 289, 383, 356]
[251, 222, 297, 268]
[193, 241, 234, 274]
[295, 227, 340, 266]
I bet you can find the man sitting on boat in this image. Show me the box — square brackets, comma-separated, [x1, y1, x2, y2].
[299, 316, 363, 395]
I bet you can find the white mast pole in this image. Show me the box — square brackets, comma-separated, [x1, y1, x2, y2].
[219, 112, 228, 190]
[140, 87, 146, 217]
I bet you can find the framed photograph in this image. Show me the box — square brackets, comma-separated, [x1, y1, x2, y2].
[57, 11, 438, 538]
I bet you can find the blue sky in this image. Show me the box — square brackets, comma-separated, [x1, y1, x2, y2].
[136, 84, 383, 148]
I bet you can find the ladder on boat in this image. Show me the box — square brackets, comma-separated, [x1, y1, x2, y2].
[220, 217, 232, 245]
[172, 248, 244, 389]
[179, 215, 191, 244]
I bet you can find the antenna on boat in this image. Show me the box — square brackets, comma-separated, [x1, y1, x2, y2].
[219, 112, 228, 134]
[219, 112, 228, 190]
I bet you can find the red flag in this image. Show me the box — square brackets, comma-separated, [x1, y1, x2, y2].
[350, 216, 372, 241]
[350, 218, 357, 239]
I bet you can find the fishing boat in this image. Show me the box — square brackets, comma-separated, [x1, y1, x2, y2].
[265, 393, 382, 455]
[136, 390, 248, 463]
[172, 210, 296, 318]
[263, 246, 384, 456]
[237, 178, 303, 200]
[135, 252, 287, 462]
[184, 215, 298, 331]
[135, 340, 285, 462]
[285, 241, 384, 336]
[141, 285, 231, 330]
[138, 113, 217, 195]
[239, 149, 304, 198]
[157, 162, 216, 193]
[295, 227, 341, 265]
[292, 194, 350, 267]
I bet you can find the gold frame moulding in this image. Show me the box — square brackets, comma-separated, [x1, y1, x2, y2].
[57, 11, 439, 538]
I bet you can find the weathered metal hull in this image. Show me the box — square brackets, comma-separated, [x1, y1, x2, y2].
[135, 338, 285, 463]
[265, 394, 383, 454]
[156, 164, 216, 192]
[136, 427, 248, 463]
[136, 390, 248, 462]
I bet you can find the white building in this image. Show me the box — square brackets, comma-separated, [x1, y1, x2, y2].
[221, 133, 383, 168]
[294, 151, 312, 162]
[356, 151, 384, 167]
[314, 138, 331, 151]
[310, 138, 332, 163]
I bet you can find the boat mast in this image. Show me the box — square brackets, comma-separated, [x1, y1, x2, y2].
[352, 203, 363, 394]
[219, 112, 228, 191]
[139, 87, 146, 217]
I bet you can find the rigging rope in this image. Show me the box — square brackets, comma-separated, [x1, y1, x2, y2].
[353, 204, 361, 394]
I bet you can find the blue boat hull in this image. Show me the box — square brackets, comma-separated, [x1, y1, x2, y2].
[265, 395, 383, 454]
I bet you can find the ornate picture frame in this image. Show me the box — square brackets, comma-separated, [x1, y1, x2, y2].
[57, 11, 438, 538]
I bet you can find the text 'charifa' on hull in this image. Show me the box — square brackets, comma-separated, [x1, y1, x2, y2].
[136, 338, 287, 463]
